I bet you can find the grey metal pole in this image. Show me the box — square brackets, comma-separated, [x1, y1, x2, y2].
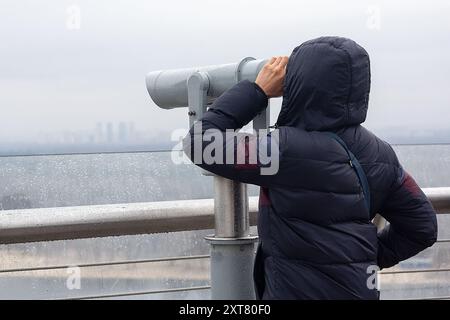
[184, 69, 260, 300]
[205, 178, 258, 300]
[204, 101, 270, 300]
[213, 178, 249, 238]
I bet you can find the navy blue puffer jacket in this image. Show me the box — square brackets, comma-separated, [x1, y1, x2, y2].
[184, 37, 437, 299]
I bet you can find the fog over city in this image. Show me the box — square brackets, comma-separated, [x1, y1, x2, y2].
[1, 0, 450, 154]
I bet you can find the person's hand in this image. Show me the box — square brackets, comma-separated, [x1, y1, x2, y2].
[255, 56, 289, 98]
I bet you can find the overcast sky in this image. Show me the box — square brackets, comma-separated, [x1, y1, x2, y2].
[1, 0, 449, 144]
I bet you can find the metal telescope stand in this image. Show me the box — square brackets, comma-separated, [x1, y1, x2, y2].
[187, 72, 269, 300]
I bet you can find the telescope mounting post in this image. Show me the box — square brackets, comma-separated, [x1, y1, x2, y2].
[187, 71, 209, 126]
[186, 72, 258, 300]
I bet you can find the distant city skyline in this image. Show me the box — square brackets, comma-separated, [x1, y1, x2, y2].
[37, 121, 139, 145]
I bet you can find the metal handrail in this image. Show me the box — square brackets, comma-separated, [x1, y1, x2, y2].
[0, 187, 449, 245]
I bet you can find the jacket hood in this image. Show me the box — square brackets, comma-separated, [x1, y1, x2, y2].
[276, 37, 371, 131]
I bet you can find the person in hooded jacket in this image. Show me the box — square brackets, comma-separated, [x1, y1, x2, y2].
[183, 36, 438, 300]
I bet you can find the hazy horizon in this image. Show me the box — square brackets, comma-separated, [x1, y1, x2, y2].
[1, 0, 450, 153]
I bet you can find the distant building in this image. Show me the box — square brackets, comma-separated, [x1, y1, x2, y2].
[128, 122, 135, 142]
[95, 122, 104, 143]
[118, 122, 127, 143]
[106, 122, 114, 144]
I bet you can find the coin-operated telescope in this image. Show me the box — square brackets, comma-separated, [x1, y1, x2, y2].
[145, 57, 269, 128]
[145, 57, 270, 300]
